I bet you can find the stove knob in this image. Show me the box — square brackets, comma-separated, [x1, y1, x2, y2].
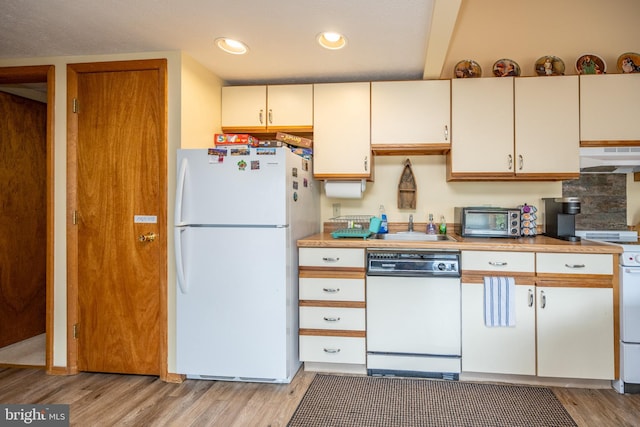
[437, 263, 446, 271]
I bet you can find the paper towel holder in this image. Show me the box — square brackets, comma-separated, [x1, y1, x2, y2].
[323, 179, 367, 198]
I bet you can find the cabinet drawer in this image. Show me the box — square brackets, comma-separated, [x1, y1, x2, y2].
[537, 253, 612, 275]
[299, 248, 365, 268]
[300, 307, 365, 330]
[299, 277, 365, 301]
[299, 336, 366, 364]
[462, 251, 535, 273]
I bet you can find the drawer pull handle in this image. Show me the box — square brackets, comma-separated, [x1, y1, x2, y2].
[323, 348, 341, 354]
[323, 288, 340, 293]
[322, 257, 339, 263]
[323, 317, 341, 322]
[488, 261, 508, 266]
[565, 263, 585, 269]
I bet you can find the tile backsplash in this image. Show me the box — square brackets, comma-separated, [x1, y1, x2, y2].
[562, 174, 627, 230]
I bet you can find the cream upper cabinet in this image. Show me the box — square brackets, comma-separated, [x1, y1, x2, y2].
[580, 74, 640, 143]
[267, 85, 313, 128]
[313, 82, 371, 179]
[222, 85, 266, 129]
[221, 84, 313, 132]
[449, 76, 579, 181]
[514, 76, 579, 176]
[450, 78, 514, 177]
[371, 80, 450, 155]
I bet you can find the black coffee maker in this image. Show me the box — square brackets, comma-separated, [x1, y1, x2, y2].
[543, 197, 581, 242]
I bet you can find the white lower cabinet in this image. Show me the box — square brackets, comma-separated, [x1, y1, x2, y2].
[299, 307, 365, 331]
[299, 336, 366, 364]
[536, 286, 614, 379]
[462, 283, 536, 375]
[462, 284, 613, 380]
[298, 247, 366, 373]
[461, 250, 614, 381]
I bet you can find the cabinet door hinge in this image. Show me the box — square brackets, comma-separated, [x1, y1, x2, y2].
[72, 210, 78, 225]
[73, 324, 79, 340]
[72, 98, 78, 113]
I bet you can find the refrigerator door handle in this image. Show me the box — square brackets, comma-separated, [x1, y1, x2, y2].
[175, 227, 188, 294]
[175, 157, 188, 225]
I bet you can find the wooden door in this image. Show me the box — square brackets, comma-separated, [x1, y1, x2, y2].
[0, 91, 47, 348]
[68, 60, 167, 376]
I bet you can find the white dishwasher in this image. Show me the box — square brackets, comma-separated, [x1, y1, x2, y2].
[366, 249, 461, 380]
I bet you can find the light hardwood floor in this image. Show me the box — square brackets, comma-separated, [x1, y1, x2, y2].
[0, 367, 639, 426]
[0, 334, 45, 367]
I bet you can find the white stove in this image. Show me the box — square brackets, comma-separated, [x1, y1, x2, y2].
[576, 229, 640, 394]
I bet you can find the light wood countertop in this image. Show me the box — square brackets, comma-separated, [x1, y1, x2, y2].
[297, 232, 622, 254]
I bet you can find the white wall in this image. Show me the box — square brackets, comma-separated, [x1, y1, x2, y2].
[443, 0, 640, 79]
[321, 156, 640, 230]
[168, 54, 223, 370]
[321, 155, 562, 227]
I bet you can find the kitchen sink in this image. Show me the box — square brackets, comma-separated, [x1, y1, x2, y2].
[375, 232, 457, 241]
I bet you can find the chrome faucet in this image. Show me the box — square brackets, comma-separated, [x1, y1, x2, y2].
[408, 214, 414, 232]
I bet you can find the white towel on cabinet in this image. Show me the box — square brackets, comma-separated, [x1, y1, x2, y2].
[483, 276, 516, 327]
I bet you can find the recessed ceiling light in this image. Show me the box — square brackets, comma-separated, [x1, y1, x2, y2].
[317, 32, 347, 50]
[215, 38, 249, 55]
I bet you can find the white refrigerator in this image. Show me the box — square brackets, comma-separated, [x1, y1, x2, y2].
[175, 147, 319, 382]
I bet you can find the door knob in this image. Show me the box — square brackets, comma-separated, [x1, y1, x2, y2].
[138, 232, 158, 243]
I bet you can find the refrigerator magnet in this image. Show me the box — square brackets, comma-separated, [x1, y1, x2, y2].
[292, 168, 298, 178]
[302, 159, 310, 171]
[230, 147, 249, 156]
[303, 178, 308, 188]
[293, 181, 298, 190]
[251, 160, 260, 170]
[237, 160, 247, 171]
[293, 192, 298, 202]
[208, 148, 227, 164]
[256, 147, 276, 155]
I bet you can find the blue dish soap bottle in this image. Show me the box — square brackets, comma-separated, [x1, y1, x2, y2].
[378, 205, 388, 234]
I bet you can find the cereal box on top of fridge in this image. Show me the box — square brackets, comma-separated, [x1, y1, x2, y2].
[214, 133, 260, 147]
[275, 132, 312, 149]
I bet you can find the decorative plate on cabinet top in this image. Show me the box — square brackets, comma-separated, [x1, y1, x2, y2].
[576, 53, 606, 75]
[492, 59, 521, 77]
[617, 52, 640, 73]
[454, 60, 482, 78]
[534, 56, 565, 76]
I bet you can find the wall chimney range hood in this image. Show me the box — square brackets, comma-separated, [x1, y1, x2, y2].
[580, 146, 640, 174]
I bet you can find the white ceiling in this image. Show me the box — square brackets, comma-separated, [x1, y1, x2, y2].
[1, 0, 453, 85]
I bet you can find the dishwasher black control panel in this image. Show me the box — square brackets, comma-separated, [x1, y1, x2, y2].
[366, 249, 460, 277]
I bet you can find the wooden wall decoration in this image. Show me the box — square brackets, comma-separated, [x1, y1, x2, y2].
[398, 158, 417, 209]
